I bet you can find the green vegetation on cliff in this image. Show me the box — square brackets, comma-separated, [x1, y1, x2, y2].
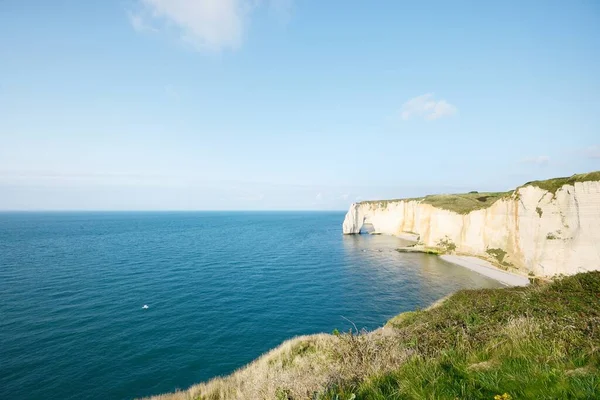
[358, 198, 423, 208]
[334, 271, 600, 400]
[521, 171, 600, 194]
[360, 191, 511, 215]
[147, 272, 600, 400]
[420, 191, 511, 214]
[358, 170, 600, 215]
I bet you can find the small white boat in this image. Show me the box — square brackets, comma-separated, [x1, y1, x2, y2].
[142, 305, 149, 309]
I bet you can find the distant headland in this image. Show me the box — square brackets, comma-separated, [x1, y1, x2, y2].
[343, 171, 600, 278]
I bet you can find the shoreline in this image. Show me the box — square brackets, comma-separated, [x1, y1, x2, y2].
[396, 245, 530, 287]
[146, 241, 531, 399]
[440, 254, 530, 286]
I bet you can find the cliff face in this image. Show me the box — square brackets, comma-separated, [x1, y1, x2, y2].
[343, 180, 600, 277]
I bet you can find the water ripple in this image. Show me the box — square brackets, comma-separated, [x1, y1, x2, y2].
[0, 212, 501, 400]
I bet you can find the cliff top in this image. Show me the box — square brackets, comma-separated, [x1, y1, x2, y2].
[520, 170, 600, 194]
[359, 170, 600, 214]
[359, 192, 511, 214]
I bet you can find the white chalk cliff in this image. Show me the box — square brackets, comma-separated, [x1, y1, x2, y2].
[343, 178, 600, 277]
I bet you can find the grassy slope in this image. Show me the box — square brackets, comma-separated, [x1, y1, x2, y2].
[146, 272, 600, 400]
[420, 191, 510, 214]
[358, 171, 600, 214]
[358, 192, 511, 215]
[520, 171, 600, 194]
[336, 271, 600, 399]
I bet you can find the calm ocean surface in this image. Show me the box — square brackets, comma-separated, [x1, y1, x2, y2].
[0, 212, 501, 399]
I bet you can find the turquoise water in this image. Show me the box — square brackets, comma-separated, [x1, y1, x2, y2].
[0, 212, 501, 399]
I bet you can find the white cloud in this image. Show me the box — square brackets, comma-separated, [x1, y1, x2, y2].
[400, 93, 457, 121]
[340, 193, 349, 200]
[130, 0, 293, 51]
[521, 155, 550, 165]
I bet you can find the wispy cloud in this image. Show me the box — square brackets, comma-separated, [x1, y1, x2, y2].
[521, 155, 550, 165]
[130, 0, 293, 51]
[400, 93, 457, 121]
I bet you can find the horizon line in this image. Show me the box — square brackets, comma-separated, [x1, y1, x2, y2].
[0, 209, 349, 213]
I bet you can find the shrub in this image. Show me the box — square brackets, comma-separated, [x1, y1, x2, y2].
[486, 248, 513, 268]
[437, 236, 457, 253]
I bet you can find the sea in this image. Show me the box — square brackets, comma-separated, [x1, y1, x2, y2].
[0, 212, 502, 399]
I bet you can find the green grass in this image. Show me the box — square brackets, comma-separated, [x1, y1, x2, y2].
[357, 170, 600, 215]
[359, 192, 511, 214]
[396, 247, 443, 255]
[148, 272, 600, 400]
[322, 271, 600, 400]
[521, 171, 600, 194]
[419, 191, 512, 214]
[359, 198, 423, 208]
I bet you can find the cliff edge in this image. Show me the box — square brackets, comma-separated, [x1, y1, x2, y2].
[343, 171, 600, 277]
[145, 271, 600, 399]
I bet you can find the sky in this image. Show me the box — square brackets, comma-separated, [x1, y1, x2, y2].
[1, 0, 599, 210]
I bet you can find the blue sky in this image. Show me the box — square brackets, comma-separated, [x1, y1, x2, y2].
[1, 0, 599, 210]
